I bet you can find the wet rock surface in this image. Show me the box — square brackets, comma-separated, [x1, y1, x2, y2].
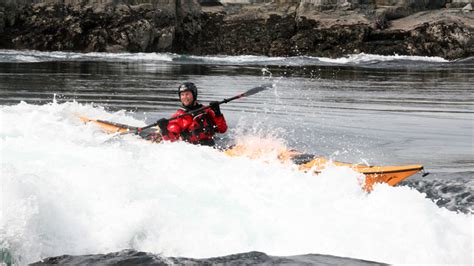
[0, 1, 473, 59]
[1, 2, 200, 53]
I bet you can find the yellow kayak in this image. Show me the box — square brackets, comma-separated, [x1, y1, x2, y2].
[79, 116, 425, 191]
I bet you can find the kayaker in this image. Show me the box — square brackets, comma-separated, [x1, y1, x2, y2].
[156, 82, 228, 146]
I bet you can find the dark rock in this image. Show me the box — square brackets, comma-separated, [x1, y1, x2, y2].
[379, 6, 413, 20]
[0, 1, 200, 53]
[0, 8, 4, 34]
[199, 0, 222, 7]
[373, 11, 390, 29]
[0, 1, 472, 59]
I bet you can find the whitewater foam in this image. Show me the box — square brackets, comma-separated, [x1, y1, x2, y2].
[0, 102, 471, 265]
[0, 49, 177, 63]
[0, 49, 451, 66]
[318, 53, 449, 64]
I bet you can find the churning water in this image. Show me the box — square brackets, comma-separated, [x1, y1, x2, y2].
[0, 50, 472, 265]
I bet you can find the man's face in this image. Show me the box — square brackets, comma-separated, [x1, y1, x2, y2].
[180, 90, 194, 107]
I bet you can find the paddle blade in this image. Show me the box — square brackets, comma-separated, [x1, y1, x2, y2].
[242, 83, 273, 97]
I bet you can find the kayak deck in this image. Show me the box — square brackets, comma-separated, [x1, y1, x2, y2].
[79, 116, 425, 191]
[78, 116, 137, 133]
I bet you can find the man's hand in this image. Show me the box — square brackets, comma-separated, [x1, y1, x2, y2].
[209, 101, 222, 116]
[156, 118, 169, 134]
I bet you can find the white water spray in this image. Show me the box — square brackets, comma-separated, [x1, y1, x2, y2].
[0, 102, 471, 265]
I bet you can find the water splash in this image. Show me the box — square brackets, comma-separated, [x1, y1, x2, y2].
[0, 102, 472, 265]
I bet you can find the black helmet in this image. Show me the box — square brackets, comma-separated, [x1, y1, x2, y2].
[178, 82, 198, 100]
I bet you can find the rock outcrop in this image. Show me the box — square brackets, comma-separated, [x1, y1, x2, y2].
[1, 0, 201, 53]
[0, 0, 472, 59]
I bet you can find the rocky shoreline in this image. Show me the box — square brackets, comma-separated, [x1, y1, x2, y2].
[0, 0, 473, 59]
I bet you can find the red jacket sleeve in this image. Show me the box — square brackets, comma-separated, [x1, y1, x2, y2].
[161, 110, 193, 141]
[208, 109, 227, 133]
[161, 107, 227, 141]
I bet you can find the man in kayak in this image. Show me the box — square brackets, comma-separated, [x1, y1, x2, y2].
[156, 82, 228, 146]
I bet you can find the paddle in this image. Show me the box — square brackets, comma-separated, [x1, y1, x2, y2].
[126, 83, 273, 135]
